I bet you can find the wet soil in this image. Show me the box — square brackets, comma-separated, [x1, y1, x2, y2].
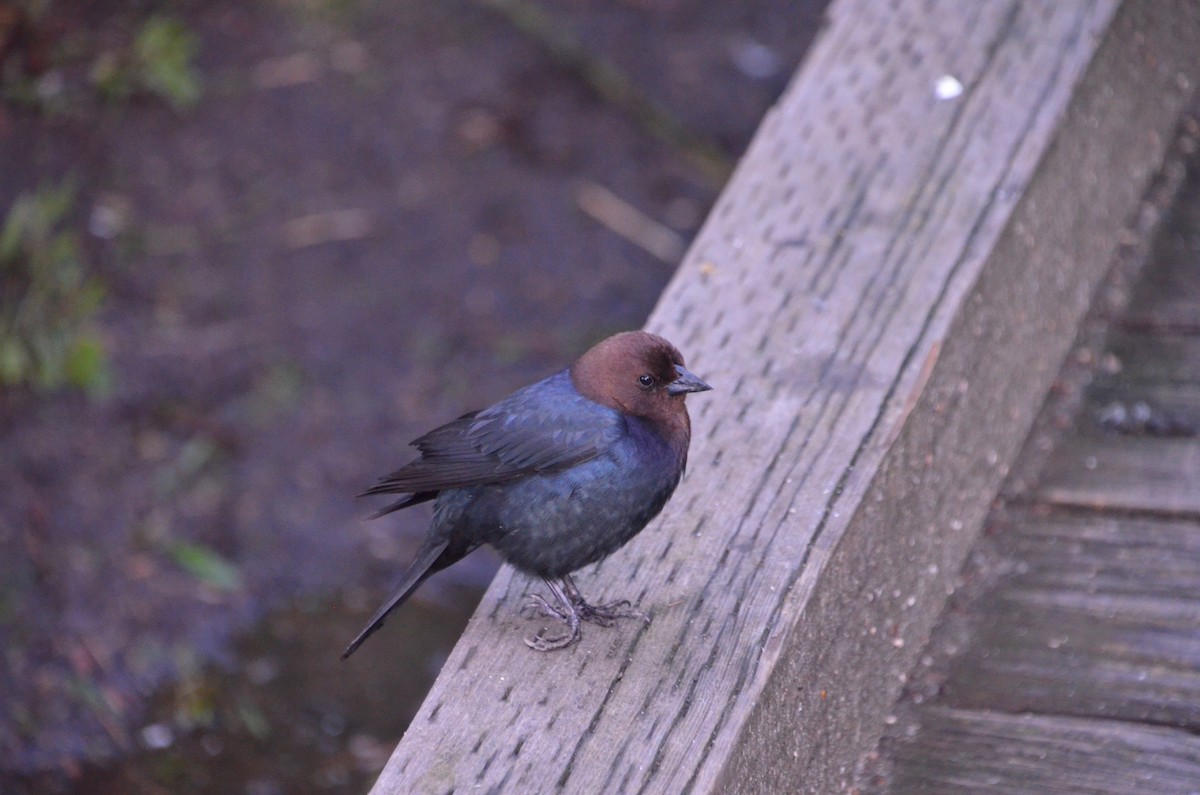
[0, 0, 826, 791]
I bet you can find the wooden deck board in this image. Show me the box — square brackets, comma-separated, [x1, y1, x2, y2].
[1100, 332, 1200, 387]
[940, 513, 1200, 728]
[874, 707, 1200, 795]
[1087, 381, 1200, 439]
[1037, 433, 1200, 514]
[370, 1, 1200, 792]
[1122, 162, 1200, 333]
[1041, 325, 1200, 515]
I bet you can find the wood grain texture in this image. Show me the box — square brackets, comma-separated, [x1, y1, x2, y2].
[372, 1, 1200, 793]
[874, 706, 1200, 795]
[1081, 330, 1200, 439]
[862, 41, 1200, 793]
[1042, 330, 1200, 513]
[941, 513, 1200, 728]
[1103, 332, 1200, 387]
[861, 251, 1200, 789]
[1123, 163, 1200, 333]
[1038, 432, 1200, 514]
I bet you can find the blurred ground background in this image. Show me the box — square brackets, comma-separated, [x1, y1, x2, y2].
[0, 1, 827, 791]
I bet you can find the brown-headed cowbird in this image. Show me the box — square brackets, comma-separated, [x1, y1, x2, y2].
[342, 331, 711, 656]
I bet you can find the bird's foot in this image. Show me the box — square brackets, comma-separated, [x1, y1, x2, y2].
[520, 576, 647, 651]
[520, 592, 568, 621]
[520, 578, 588, 651]
[572, 598, 646, 628]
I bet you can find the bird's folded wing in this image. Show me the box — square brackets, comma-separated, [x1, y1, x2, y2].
[362, 374, 622, 497]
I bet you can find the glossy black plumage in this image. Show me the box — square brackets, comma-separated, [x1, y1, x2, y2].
[343, 331, 710, 657]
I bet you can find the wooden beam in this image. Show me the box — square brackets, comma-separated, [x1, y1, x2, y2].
[370, 1, 1200, 792]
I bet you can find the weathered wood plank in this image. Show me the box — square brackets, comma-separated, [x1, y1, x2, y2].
[1088, 381, 1200, 438]
[371, 2, 1200, 793]
[1101, 331, 1200, 387]
[1037, 433, 1200, 514]
[1083, 328, 1200, 436]
[939, 513, 1200, 728]
[870, 706, 1200, 795]
[1122, 160, 1200, 332]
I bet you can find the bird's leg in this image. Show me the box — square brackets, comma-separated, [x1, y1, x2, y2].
[524, 577, 582, 651]
[560, 574, 648, 627]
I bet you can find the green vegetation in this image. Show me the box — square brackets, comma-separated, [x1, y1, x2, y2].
[91, 15, 202, 110]
[2, 8, 201, 114]
[235, 698, 271, 740]
[0, 182, 111, 394]
[168, 541, 243, 593]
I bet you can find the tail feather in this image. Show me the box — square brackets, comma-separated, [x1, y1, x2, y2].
[341, 539, 451, 659]
[358, 489, 437, 519]
[368, 491, 436, 519]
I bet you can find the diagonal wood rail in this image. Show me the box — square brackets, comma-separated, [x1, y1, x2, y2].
[370, 1, 1200, 792]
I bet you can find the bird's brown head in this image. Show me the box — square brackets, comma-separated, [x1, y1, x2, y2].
[570, 332, 711, 438]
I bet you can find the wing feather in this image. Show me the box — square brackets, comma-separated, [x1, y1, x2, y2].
[361, 371, 620, 512]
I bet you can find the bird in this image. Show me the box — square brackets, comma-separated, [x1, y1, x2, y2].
[342, 330, 711, 657]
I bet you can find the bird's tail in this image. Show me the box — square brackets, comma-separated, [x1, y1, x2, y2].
[341, 539, 451, 659]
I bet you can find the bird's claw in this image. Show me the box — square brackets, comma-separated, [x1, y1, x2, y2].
[574, 598, 645, 627]
[521, 592, 568, 621]
[524, 593, 582, 651]
[524, 625, 581, 651]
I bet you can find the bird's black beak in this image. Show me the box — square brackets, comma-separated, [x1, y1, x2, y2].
[667, 364, 712, 395]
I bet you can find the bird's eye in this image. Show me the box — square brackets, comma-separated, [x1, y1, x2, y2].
[637, 374, 655, 389]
